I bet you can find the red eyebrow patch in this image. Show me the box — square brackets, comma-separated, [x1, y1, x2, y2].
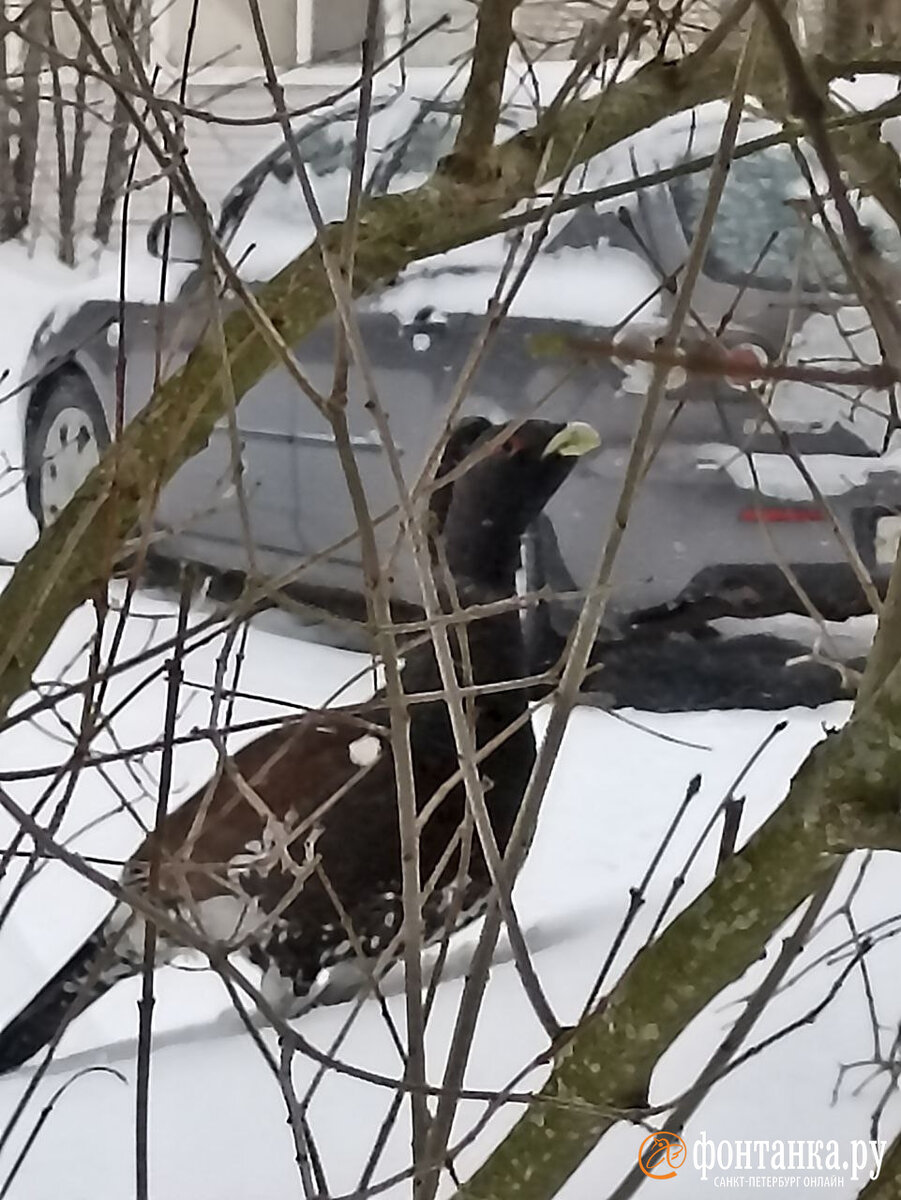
[501, 432, 526, 454]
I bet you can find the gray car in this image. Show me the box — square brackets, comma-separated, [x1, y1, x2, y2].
[19, 75, 901, 658]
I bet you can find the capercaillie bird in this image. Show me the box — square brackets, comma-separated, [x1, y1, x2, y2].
[0, 417, 599, 1074]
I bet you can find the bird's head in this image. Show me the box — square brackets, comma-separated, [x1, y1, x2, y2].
[430, 418, 600, 594]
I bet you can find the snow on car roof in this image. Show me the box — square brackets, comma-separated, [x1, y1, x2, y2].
[215, 60, 625, 278]
[366, 240, 663, 326]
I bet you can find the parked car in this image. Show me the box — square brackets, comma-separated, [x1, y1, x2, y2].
[19, 68, 901, 659]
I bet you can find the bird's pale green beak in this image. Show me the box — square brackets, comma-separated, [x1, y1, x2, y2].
[541, 421, 601, 459]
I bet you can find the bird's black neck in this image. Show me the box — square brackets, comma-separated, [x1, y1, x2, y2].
[401, 575, 528, 704]
[400, 569, 534, 842]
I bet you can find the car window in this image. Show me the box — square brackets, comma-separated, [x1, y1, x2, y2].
[218, 95, 518, 275]
[371, 101, 520, 194]
[289, 117, 360, 177]
[267, 106, 398, 186]
[263, 100, 460, 199]
[216, 108, 367, 244]
[375, 105, 460, 184]
[670, 145, 847, 291]
[543, 206, 631, 254]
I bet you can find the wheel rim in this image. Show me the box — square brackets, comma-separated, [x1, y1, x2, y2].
[40, 406, 101, 522]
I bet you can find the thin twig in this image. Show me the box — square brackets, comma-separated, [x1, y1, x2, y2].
[135, 570, 192, 1200]
[581, 774, 702, 1018]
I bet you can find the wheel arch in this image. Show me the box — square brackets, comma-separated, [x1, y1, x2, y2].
[25, 358, 106, 439]
[23, 360, 111, 525]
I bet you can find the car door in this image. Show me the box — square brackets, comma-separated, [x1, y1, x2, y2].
[155, 314, 306, 575]
[278, 91, 532, 609]
[157, 105, 400, 579]
[279, 93, 497, 606]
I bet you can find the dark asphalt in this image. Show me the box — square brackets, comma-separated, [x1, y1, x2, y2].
[578, 629, 859, 711]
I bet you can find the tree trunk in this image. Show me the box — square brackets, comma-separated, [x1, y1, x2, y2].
[5, 0, 48, 241]
[821, 0, 901, 56]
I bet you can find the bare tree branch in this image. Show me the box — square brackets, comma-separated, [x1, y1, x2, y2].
[450, 0, 520, 181]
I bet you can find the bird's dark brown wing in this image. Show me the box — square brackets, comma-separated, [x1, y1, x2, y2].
[132, 708, 392, 908]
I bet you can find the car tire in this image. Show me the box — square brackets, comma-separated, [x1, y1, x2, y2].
[25, 369, 110, 529]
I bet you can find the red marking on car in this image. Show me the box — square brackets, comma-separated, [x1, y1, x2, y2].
[739, 506, 824, 523]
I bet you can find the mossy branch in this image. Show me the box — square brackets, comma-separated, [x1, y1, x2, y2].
[448, 0, 520, 182]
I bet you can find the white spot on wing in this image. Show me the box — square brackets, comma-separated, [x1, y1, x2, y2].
[107, 904, 180, 966]
[194, 895, 261, 943]
[349, 735, 382, 768]
[261, 963, 294, 1010]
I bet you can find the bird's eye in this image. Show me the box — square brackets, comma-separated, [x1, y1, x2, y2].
[499, 433, 525, 456]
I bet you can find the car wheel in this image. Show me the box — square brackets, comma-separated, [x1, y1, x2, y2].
[25, 370, 110, 528]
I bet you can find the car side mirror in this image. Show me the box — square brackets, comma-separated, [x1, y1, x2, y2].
[146, 211, 207, 264]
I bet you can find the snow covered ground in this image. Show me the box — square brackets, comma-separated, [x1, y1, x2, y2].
[0, 589, 898, 1198]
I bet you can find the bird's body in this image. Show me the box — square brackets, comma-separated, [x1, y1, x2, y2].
[0, 417, 598, 1074]
[123, 593, 536, 1010]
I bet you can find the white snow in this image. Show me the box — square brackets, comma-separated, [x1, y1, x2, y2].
[0, 586, 899, 1197]
[696, 433, 901, 499]
[1, 237, 193, 345]
[831, 73, 901, 159]
[769, 307, 892, 455]
[372, 241, 663, 327]
[710, 613, 877, 660]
